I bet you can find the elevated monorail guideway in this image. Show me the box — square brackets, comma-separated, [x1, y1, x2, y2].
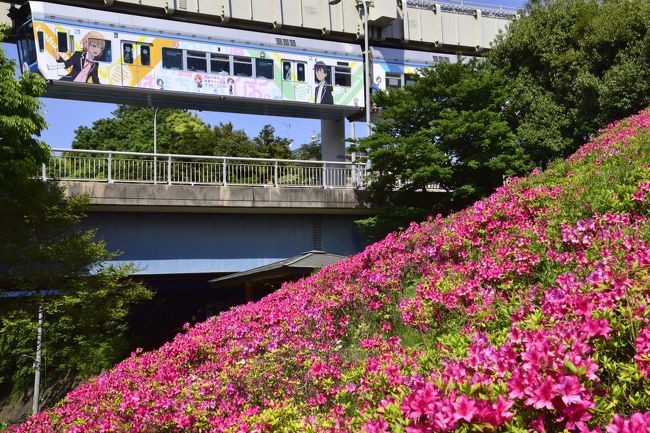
[8, 0, 515, 161]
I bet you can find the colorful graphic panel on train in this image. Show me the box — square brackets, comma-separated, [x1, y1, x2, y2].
[16, 1, 369, 108]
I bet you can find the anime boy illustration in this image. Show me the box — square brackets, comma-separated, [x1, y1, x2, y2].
[313, 61, 333, 105]
[156, 78, 164, 90]
[56, 31, 106, 84]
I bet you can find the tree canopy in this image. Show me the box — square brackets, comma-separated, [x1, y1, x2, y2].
[0, 35, 151, 411]
[490, 0, 650, 161]
[72, 107, 297, 160]
[252, 125, 293, 159]
[354, 0, 650, 238]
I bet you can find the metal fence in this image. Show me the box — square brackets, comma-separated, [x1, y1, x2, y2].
[43, 148, 369, 189]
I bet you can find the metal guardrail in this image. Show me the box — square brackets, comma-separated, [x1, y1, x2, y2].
[42, 148, 369, 189]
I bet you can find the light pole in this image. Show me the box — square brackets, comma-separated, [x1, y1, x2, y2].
[153, 107, 159, 183]
[33, 305, 43, 415]
[329, 0, 372, 136]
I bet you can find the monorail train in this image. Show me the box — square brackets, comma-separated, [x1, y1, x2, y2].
[12, 1, 460, 120]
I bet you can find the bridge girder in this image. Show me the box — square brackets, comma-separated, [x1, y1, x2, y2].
[1, 0, 515, 52]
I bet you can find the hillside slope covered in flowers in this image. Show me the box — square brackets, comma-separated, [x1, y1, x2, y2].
[11, 110, 650, 433]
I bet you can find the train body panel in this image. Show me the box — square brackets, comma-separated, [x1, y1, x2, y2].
[370, 46, 466, 91]
[14, 1, 477, 120]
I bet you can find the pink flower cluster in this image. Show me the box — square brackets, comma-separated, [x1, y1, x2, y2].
[9, 110, 650, 432]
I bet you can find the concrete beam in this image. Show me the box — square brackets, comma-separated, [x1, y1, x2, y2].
[60, 181, 375, 215]
[0, 3, 13, 31]
[0, 0, 514, 52]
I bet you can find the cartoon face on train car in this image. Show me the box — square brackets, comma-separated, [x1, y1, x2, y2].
[24, 12, 365, 108]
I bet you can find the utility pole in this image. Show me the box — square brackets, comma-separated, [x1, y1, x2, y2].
[153, 107, 160, 183]
[32, 305, 43, 415]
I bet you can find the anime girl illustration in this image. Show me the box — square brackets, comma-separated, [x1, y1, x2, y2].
[313, 61, 333, 105]
[56, 31, 106, 84]
[227, 78, 235, 95]
[195, 75, 203, 92]
[156, 78, 164, 90]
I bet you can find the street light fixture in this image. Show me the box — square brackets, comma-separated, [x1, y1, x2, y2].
[329, 0, 372, 136]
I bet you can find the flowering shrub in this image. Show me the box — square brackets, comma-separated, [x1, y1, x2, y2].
[10, 110, 650, 432]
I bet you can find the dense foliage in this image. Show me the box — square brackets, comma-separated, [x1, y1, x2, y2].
[10, 109, 650, 432]
[355, 0, 650, 237]
[0, 37, 151, 406]
[72, 105, 298, 159]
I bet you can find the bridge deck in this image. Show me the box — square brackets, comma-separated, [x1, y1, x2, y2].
[61, 181, 374, 215]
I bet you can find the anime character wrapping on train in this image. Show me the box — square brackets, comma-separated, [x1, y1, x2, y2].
[313, 61, 333, 105]
[56, 31, 106, 84]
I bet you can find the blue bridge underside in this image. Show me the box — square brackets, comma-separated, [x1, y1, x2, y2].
[82, 212, 364, 275]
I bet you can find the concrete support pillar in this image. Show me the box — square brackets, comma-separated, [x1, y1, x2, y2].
[321, 118, 346, 162]
[320, 118, 346, 187]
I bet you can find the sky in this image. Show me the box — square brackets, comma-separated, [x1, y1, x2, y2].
[3, 0, 526, 151]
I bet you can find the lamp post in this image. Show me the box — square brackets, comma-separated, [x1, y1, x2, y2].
[32, 305, 43, 415]
[329, 0, 372, 136]
[153, 107, 159, 183]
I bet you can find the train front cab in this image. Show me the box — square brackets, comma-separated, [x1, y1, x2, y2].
[12, 4, 39, 74]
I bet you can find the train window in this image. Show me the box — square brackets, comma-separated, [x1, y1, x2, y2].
[17, 22, 37, 66]
[233, 56, 252, 77]
[186, 50, 207, 72]
[140, 45, 151, 66]
[282, 61, 291, 80]
[122, 43, 134, 64]
[404, 73, 417, 86]
[210, 53, 230, 74]
[297, 63, 305, 82]
[386, 73, 402, 89]
[37, 31, 44, 53]
[162, 48, 183, 70]
[256, 58, 274, 79]
[334, 66, 351, 87]
[57, 32, 68, 53]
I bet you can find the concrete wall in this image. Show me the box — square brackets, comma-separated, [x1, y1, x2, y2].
[83, 212, 364, 274]
[61, 181, 372, 214]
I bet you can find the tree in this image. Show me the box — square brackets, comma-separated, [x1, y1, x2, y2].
[253, 125, 293, 159]
[0, 35, 151, 409]
[489, 0, 650, 161]
[204, 122, 257, 158]
[293, 134, 322, 160]
[355, 59, 530, 212]
[72, 105, 211, 155]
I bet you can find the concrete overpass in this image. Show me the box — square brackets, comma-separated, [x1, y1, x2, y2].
[45, 148, 374, 276]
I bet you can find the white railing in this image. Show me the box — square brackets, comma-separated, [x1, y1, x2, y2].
[42, 148, 369, 189]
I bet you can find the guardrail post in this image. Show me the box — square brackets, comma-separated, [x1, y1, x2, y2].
[274, 161, 278, 187]
[322, 162, 327, 188]
[167, 156, 172, 185]
[222, 159, 227, 186]
[107, 153, 113, 183]
[41, 163, 47, 181]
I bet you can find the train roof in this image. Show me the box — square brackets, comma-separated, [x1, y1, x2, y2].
[26, 1, 363, 59]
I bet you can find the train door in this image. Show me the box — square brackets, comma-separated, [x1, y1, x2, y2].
[281, 60, 309, 102]
[120, 41, 153, 87]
